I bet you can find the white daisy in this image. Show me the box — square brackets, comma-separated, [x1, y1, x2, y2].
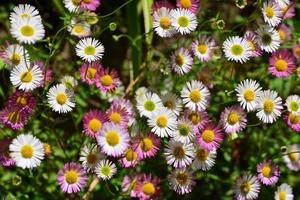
[75, 37, 104, 62]
[234, 173, 261, 200]
[274, 183, 294, 200]
[4, 44, 30, 67]
[192, 146, 217, 171]
[153, 7, 175, 38]
[9, 4, 41, 23]
[256, 25, 281, 53]
[170, 48, 193, 75]
[10, 64, 43, 91]
[47, 84, 76, 114]
[147, 107, 178, 138]
[9, 134, 44, 169]
[191, 35, 217, 62]
[262, 1, 283, 27]
[235, 79, 263, 112]
[170, 117, 195, 144]
[222, 36, 251, 63]
[181, 80, 210, 111]
[94, 159, 117, 180]
[161, 92, 182, 116]
[79, 144, 103, 172]
[255, 90, 283, 123]
[171, 8, 197, 35]
[63, 0, 80, 12]
[10, 17, 45, 44]
[68, 18, 91, 38]
[283, 144, 300, 171]
[60, 75, 78, 88]
[164, 139, 195, 168]
[136, 92, 164, 118]
[285, 95, 300, 115]
[168, 168, 195, 195]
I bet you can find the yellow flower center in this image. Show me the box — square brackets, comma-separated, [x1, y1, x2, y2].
[243, 89, 255, 102]
[261, 165, 272, 178]
[7, 111, 21, 123]
[288, 113, 300, 124]
[279, 191, 286, 200]
[164, 100, 174, 109]
[265, 6, 274, 18]
[227, 111, 240, 125]
[295, 47, 300, 57]
[87, 67, 97, 79]
[288, 152, 299, 162]
[180, 0, 192, 9]
[9, 53, 21, 65]
[240, 181, 251, 194]
[202, 129, 215, 143]
[231, 44, 244, 56]
[178, 16, 190, 27]
[197, 44, 208, 54]
[100, 75, 113, 86]
[175, 54, 185, 66]
[20, 144, 33, 158]
[72, 0, 81, 5]
[263, 99, 274, 113]
[188, 112, 201, 125]
[20, 25, 35, 37]
[88, 118, 102, 133]
[43, 143, 52, 156]
[65, 170, 78, 184]
[173, 146, 185, 158]
[247, 40, 256, 51]
[140, 137, 154, 152]
[105, 131, 120, 146]
[16, 96, 28, 105]
[189, 90, 201, 103]
[278, 29, 286, 41]
[156, 116, 168, 128]
[73, 24, 85, 34]
[196, 148, 209, 161]
[274, 59, 288, 71]
[87, 153, 98, 164]
[159, 16, 171, 29]
[56, 93, 67, 105]
[143, 182, 155, 195]
[83, 0, 92, 3]
[84, 45, 96, 55]
[125, 148, 138, 161]
[176, 173, 188, 185]
[109, 112, 122, 123]
[20, 71, 33, 83]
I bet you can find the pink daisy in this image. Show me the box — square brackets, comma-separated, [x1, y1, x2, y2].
[79, 62, 102, 85]
[136, 174, 161, 200]
[176, 0, 200, 13]
[282, 3, 295, 19]
[112, 98, 135, 119]
[196, 122, 224, 151]
[95, 67, 121, 92]
[82, 109, 107, 138]
[57, 162, 88, 194]
[32, 61, 53, 87]
[292, 44, 300, 60]
[284, 112, 300, 132]
[122, 173, 141, 198]
[0, 138, 15, 167]
[106, 104, 130, 127]
[8, 90, 36, 112]
[119, 146, 140, 168]
[80, 0, 100, 11]
[152, 0, 175, 12]
[183, 108, 209, 132]
[256, 160, 280, 185]
[191, 35, 216, 62]
[268, 49, 296, 77]
[133, 133, 161, 159]
[244, 31, 262, 57]
[220, 105, 247, 134]
[277, 24, 291, 41]
[0, 105, 29, 130]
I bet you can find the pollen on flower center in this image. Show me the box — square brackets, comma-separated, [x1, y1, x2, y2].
[143, 182, 155, 195]
[243, 89, 255, 102]
[87, 153, 98, 164]
[87, 67, 97, 78]
[109, 112, 122, 123]
[100, 75, 113, 86]
[288, 113, 300, 124]
[240, 181, 251, 194]
[83, 0, 92, 3]
[16, 96, 28, 105]
[295, 47, 300, 57]
[159, 16, 171, 29]
[202, 129, 215, 143]
[105, 131, 120, 146]
[180, 0, 192, 8]
[84, 45, 96, 55]
[20, 71, 33, 83]
[274, 59, 288, 71]
[288, 152, 299, 162]
[178, 16, 190, 27]
[279, 191, 286, 200]
[20, 25, 35, 37]
[247, 40, 256, 51]
[265, 6, 274, 18]
[156, 116, 168, 128]
[56, 93, 68, 105]
[278, 29, 286, 40]
[227, 111, 240, 125]
[101, 166, 111, 176]
[189, 112, 201, 124]
[196, 148, 209, 161]
[73, 24, 85, 34]
[189, 90, 201, 103]
[164, 100, 174, 109]
[290, 101, 299, 111]
[65, 170, 78, 184]
[20, 144, 33, 158]
[88, 118, 102, 133]
[231, 44, 244, 56]
[175, 54, 185, 66]
[261, 165, 272, 177]
[173, 146, 185, 158]
[125, 148, 137, 161]
[72, 0, 81, 5]
[197, 44, 208, 54]
[263, 99, 274, 113]
[176, 173, 188, 185]
[140, 138, 154, 152]
[178, 124, 190, 136]
[144, 100, 155, 111]
[9, 53, 21, 65]
[8, 111, 21, 123]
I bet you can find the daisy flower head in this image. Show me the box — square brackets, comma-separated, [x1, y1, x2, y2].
[256, 25, 281, 53]
[95, 67, 121, 92]
[153, 7, 175, 38]
[136, 92, 164, 118]
[75, 37, 104, 62]
[0, 105, 29, 130]
[255, 90, 283, 124]
[283, 144, 300, 171]
[97, 122, 130, 157]
[183, 108, 209, 131]
[57, 162, 87, 193]
[192, 35, 217, 62]
[63, 0, 80, 12]
[122, 174, 141, 198]
[133, 133, 161, 159]
[192, 145, 217, 171]
[79, 62, 102, 85]
[196, 122, 224, 151]
[277, 24, 291, 41]
[244, 31, 262, 57]
[285, 95, 300, 115]
[284, 112, 300, 132]
[220, 105, 247, 134]
[47, 84, 75, 114]
[256, 160, 280, 185]
[262, 1, 282, 27]
[235, 79, 263, 112]
[10, 64, 44, 91]
[119, 146, 140, 168]
[222, 36, 251, 63]
[268, 49, 296, 77]
[164, 139, 195, 168]
[170, 47, 193, 75]
[170, 117, 195, 144]
[234, 173, 260, 200]
[10, 4, 41, 23]
[161, 92, 182, 116]
[147, 107, 178, 138]
[79, 0, 100, 11]
[274, 183, 294, 200]
[94, 159, 117, 180]
[79, 144, 103, 172]
[106, 104, 130, 127]
[112, 98, 135, 119]
[9, 134, 44, 169]
[8, 90, 36, 113]
[171, 8, 198, 35]
[60, 75, 78, 89]
[176, 0, 200, 13]
[68, 18, 91, 38]
[136, 174, 161, 200]
[83, 109, 107, 138]
[0, 138, 15, 167]
[31, 61, 53, 87]
[3, 44, 30, 67]
[181, 80, 210, 111]
[281, 2, 295, 19]
[168, 168, 195, 195]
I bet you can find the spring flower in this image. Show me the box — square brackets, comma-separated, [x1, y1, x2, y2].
[80, 0, 100, 11]
[122, 174, 141, 198]
[277, 24, 291, 41]
[63, 0, 80, 12]
[168, 168, 195, 195]
[47, 84, 76, 114]
[9, 4, 41, 23]
[106, 104, 130, 127]
[137, 92, 164, 118]
[222, 36, 251, 63]
[153, 7, 175, 38]
[285, 95, 300, 115]
[234, 173, 261, 200]
[9, 134, 44, 169]
[112, 98, 135, 119]
[171, 8, 198, 35]
[2, 44, 30, 67]
[79, 62, 102, 85]
[244, 31, 262, 57]
[220, 105, 247, 134]
[8, 91, 36, 112]
[83, 109, 107, 138]
[68, 18, 91, 38]
[97, 122, 130, 157]
[136, 174, 161, 200]
[236, 79, 263, 112]
[94, 159, 117, 180]
[0, 105, 29, 130]
[196, 122, 224, 151]
[170, 48, 193, 75]
[57, 162, 87, 193]
[95, 67, 121, 92]
[161, 92, 182, 116]
[262, 1, 282, 27]
[119, 147, 140, 168]
[256, 26, 280, 53]
[79, 144, 103, 172]
[268, 49, 296, 77]
[284, 112, 300, 132]
[0, 138, 15, 167]
[60, 75, 78, 88]
[256, 160, 280, 185]
[183, 108, 209, 131]
[274, 183, 294, 200]
[255, 90, 283, 124]
[283, 144, 300, 171]
[31, 61, 53, 87]
[192, 35, 217, 62]
[176, 0, 200, 13]
[170, 117, 195, 144]
[75, 37, 104, 62]
[181, 80, 210, 111]
[192, 145, 217, 171]
[133, 133, 161, 159]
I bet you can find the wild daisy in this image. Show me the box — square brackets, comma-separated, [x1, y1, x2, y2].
[136, 92, 164, 118]
[75, 37, 104, 62]
[133, 133, 161, 159]
[10, 64, 44, 91]
[184, 108, 209, 131]
[192, 35, 216, 62]
[281, 2, 295, 19]
[79, 144, 103, 172]
[222, 36, 251, 63]
[2, 44, 30, 67]
[283, 144, 300, 171]
[277, 24, 291, 41]
[79, 62, 102, 85]
[268, 49, 296, 77]
[9, 4, 41, 22]
[192, 145, 217, 171]
[147, 108, 178, 138]
[8, 90, 36, 112]
[285, 95, 300, 115]
[196, 123, 224, 151]
[244, 31, 262, 57]
[112, 98, 135, 119]
[256, 26, 281, 53]
[122, 174, 140, 198]
[170, 117, 195, 144]
[176, 0, 200, 13]
[80, 0, 100, 11]
[262, 1, 282, 27]
[236, 79, 263, 112]
[119, 147, 140, 168]
[274, 183, 294, 200]
[94, 159, 117, 180]
[136, 174, 161, 200]
[170, 8, 198, 35]
[234, 173, 261, 200]
[68, 18, 91, 38]
[9, 134, 44, 169]
[57, 162, 87, 193]
[255, 90, 283, 124]
[83, 109, 107, 138]
[106, 104, 130, 127]
[168, 168, 195, 195]
[256, 160, 280, 185]
[97, 122, 130, 157]
[170, 48, 193, 75]
[161, 92, 182, 116]
[153, 7, 175, 38]
[95, 67, 121, 92]
[164, 139, 195, 168]
[60, 75, 78, 88]
[284, 112, 300, 132]
[0, 105, 29, 130]
[181, 80, 210, 111]
[47, 84, 76, 114]
[31, 61, 53, 87]
[63, 0, 80, 12]
[220, 105, 247, 135]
